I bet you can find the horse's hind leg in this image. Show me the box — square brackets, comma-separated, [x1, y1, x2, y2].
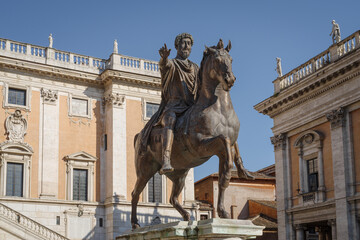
[167, 169, 190, 221]
[217, 136, 233, 218]
[233, 141, 253, 179]
[131, 155, 159, 229]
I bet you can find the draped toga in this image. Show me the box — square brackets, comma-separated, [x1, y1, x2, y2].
[139, 58, 199, 150]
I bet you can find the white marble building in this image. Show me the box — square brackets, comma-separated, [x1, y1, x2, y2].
[0, 37, 198, 240]
[255, 30, 360, 240]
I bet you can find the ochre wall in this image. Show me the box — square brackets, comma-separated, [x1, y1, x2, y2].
[58, 96, 101, 201]
[351, 108, 360, 193]
[0, 88, 40, 198]
[126, 99, 144, 201]
[28, 91, 40, 198]
[290, 121, 334, 206]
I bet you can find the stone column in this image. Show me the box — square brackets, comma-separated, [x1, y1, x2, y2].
[326, 108, 353, 240]
[104, 91, 127, 202]
[39, 88, 59, 199]
[328, 219, 336, 240]
[271, 133, 291, 240]
[295, 224, 305, 240]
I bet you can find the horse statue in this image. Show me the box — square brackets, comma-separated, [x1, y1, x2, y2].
[131, 39, 251, 229]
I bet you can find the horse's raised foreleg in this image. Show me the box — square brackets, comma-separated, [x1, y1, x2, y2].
[233, 141, 254, 179]
[131, 155, 159, 229]
[217, 136, 233, 218]
[167, 169, 190, 221]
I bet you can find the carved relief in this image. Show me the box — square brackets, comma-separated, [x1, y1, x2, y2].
[270, 133, 287, 150]
[5, 110, 27, 143]
[103, 92, 125, 108]
[41, 88, 58, 104]
[326, 107, 345, 129]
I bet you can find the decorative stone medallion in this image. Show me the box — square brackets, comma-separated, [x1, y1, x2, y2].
[5, 110, 27, 143]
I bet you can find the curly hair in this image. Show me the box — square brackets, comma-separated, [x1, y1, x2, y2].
[174, 33, 194, 50]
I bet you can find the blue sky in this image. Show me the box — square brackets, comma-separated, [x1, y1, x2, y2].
[1, 0, 359, 181]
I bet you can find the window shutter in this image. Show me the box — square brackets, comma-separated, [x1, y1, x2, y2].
[148, 172, 162, 203]
[6, 163, 23, 197]
[73, 169, 88, 201]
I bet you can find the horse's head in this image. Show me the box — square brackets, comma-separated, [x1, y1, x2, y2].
[201, 39, 236, 91]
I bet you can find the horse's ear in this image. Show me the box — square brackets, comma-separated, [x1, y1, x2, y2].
[217, 39, 224, 49]
[225, 40, 232, 52]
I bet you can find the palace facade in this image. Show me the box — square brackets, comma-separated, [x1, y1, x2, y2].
[255, 30, 360, 240]
[0, 37, 197, 240]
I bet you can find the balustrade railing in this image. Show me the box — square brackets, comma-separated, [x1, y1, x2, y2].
[0, 202, 69, 240]
[0, 37, 160, 76]
[275, 30, 360, 93]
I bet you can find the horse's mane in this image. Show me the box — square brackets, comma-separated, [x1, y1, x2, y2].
[197, 45, 218, 98]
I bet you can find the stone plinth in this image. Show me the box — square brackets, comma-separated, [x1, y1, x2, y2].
[116, 219, 264, 240]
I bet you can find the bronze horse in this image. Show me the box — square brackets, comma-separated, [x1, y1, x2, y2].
[131, 39, 251, 229]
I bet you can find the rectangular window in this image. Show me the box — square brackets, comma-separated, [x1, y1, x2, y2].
[73, 169, 88, 201]
[104, 134, 107, 151]
[8, 88, 26, 106]
[148, 172, 162, 203]
[146, 103, 159, 118]
[307, 158, 318, 192]
[6, 163, 23, 197]
[56, 216, 60, 225]
[72, 98, 88, 116]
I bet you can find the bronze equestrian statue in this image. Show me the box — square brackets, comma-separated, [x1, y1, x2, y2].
[131, 37, 252, 229]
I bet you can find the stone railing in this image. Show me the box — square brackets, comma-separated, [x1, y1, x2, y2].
[0, 37, 160, 77]
[274, 30, 360, 93]
[0, 202, 69, 240]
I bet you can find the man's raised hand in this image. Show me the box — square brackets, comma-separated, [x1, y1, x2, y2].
[159, 43, 171, 59]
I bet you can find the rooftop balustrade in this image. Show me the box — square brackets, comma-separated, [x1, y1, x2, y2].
[0, 38, 160, 77]
[273, 30, 360, 94]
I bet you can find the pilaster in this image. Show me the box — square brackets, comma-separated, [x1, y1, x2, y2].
[326, 107, 353, 240]
[183, 168, 195, 204]
[104, 90, 127, 202]
[39, 88, 59, 199]
[270, 133, 291, 240]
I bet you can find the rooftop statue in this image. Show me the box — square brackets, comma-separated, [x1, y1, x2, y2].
[276, 57, 282, 77]
[330, 20, 341, 44]
[48, 33, 53, 48]
[113, 39, 118, 54]
[131, 36, 252, 229]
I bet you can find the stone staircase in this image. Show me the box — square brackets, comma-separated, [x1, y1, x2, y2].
[0, 202, 69, 240]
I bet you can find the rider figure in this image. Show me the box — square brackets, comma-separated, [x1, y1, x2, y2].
[156, 33, 199, 174]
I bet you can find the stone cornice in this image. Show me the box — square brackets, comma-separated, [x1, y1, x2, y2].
[0, 56, 102, 84]
[100, 69, 161, 88]
[254, 50, 360, 118]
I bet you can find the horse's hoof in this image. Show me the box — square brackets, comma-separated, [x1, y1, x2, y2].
[218, 209, 231, 219]
[182, 212, 190, 221]
[132, 223, 141, 230]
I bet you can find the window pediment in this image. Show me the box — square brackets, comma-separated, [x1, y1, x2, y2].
[64, 151, 97, 162]
[294, 130, 323, 149]
[0, 141, 33, 155]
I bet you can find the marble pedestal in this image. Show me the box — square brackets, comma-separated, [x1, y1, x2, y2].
[116, 218, 264, 240]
